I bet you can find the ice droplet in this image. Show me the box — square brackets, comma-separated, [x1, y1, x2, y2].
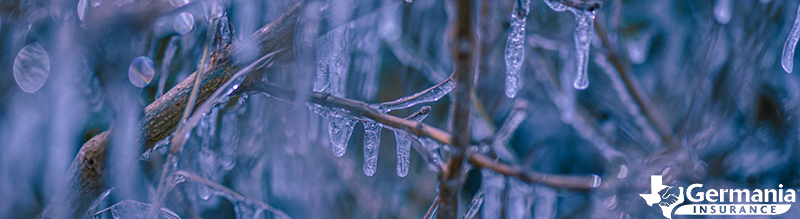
[572, 9, 596, 90]
[782, 4, 800, 74]
[394, 107, 430, 177]
[128, 56, 154, 88]
[504, 0, 531, 98]
[13, 42, 50, 93]
[713, 0, 732, 25]
[174, 12, 194, 35]
[362, 121, 382, 176]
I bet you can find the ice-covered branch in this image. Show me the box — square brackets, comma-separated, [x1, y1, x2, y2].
[243, 75, 602, 192]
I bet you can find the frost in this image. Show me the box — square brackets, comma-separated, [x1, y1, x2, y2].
[373, 76, 455, 113]
[571, 9, 596, 90]
[128, 56, 155, 88]
[713, 0, 732, 25]
[504, 0, 530, 98]
[13, 42, 50, 93]
[362, 120, 382, 176]
[782, 4, 800, 74]
[418, 137, 445, 167]
[394, 107, 430, 177]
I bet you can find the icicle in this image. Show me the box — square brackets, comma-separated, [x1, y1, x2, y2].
[571, 9, 596, 90]
[394, 107, 431, 177]
[13, 42, 50, 93]
[506, 179, 534, 219]
[713, 0, 732, 25]
[325, 108, 358, 157]
[362, 121, 382, 176]
[373, 76, 455, 113]
[504, 0, 531, 98]
[481, 169, 505, 219]
[315, 26, 351, 96]
[782, 4, 800, 74]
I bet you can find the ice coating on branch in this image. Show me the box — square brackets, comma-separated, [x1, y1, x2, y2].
[571, 9, 596, 90]
[373, 76, 454, 113]
[782, 4, 800, 74]
[713, 0, 732, 25]
[543, 0, 567, 12]
[394, 107, 430, 177]
[504, 0, 530, 98]
[13, 42, 50, 93]
[362, 121, 382, 176]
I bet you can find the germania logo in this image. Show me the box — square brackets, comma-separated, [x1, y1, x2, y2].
[640, 175, 796, 218]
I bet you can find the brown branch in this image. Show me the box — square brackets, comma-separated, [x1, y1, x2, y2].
[436, 0, 477, 217]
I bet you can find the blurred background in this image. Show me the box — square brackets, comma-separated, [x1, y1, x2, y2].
[1, 0, 800, 218]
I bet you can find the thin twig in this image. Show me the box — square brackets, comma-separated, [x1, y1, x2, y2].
[424, 196, 439, 219]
